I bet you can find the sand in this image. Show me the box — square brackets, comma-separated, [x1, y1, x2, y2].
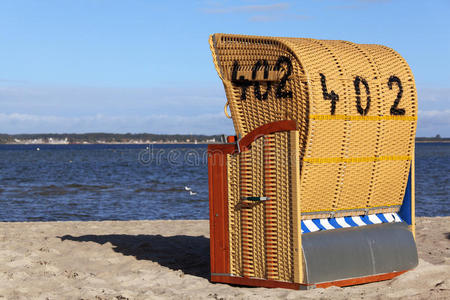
[0, 217, 448, 300]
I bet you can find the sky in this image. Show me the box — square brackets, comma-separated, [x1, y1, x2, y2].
[0, 0, 449, 136]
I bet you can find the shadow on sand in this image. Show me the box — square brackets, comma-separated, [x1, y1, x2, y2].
[59, 234, 210, 279]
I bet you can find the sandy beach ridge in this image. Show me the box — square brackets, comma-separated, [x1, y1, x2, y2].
[0, 217, 448, 299]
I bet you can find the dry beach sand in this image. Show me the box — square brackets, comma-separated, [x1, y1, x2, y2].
[0, 217, 448, 299]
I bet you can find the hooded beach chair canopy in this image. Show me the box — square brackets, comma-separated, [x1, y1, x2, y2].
[209, 33, 417, 219]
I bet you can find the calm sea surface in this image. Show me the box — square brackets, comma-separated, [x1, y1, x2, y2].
[0, 143, 448, 221]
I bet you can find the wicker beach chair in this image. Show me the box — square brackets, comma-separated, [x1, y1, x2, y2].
[207, 34, 418, 289]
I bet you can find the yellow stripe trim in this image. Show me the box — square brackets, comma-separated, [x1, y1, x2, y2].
[310, 114, 417, 121]
[302, 204, 401, 213]
[303, 155, 412, 164]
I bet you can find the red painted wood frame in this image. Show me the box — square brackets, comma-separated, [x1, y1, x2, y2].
[208, 143, 236, 275]
[238, 120, 297, 151]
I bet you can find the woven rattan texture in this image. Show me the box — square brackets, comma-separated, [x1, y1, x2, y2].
[210, 34, 417, 218]
[240, 138, 266, 278]
[264, 132, 294, 281]
[227, 154, 242, 276]
[227, 133, 295, 281]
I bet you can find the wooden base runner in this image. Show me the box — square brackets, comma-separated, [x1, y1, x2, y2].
[211, 270, 407, 290]
[211, 275, 302, 290]
[314, 270, 407, 289]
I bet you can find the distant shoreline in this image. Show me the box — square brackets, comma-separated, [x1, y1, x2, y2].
[0, 140, 449, 145]
[0, 133, 448, 145]
[415, 140, 450, 143]
[0, 141, 215, 145]
[0, 133, 224, 145]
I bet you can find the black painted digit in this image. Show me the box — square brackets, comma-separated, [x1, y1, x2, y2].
[252, 60, 271, 101]
[274, 56, 293, 99]
[319, 73, 339, 115]
[354, 76, 371, 115]
[231, 60, 252, 100]
[388, 76, 405, 115]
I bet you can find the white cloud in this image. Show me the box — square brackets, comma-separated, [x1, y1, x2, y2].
[0, 83, 227, 117]
[0, 112, 235, 135]
[414, 87, 450, 136]
[418, 109, 450, 126]
[250, 14, 310, 22]
[419, 110, 450, 119]
[417, 109, 450, 137]
[358, 0, 391, 3]
[203, 3, 289, 14]
[3, 109, 448, 137]
[328, 0, 392, 10]
[1, 83, 449, 136]
[0, 83, 235, 134]
[418, 87, 450, 104]
[202, 2, 310, 23]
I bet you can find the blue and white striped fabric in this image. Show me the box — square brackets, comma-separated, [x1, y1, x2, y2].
[301, 213, 403, 234]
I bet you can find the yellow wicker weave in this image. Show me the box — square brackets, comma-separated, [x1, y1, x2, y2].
[227, 131, 300, 282]
[226, 153, 242, 276]
[210, 34, 417, 218]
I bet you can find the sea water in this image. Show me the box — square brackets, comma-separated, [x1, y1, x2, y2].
[0, 143, 448, 221]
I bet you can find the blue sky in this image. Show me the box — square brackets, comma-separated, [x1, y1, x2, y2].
[0, 0, 449, 136]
